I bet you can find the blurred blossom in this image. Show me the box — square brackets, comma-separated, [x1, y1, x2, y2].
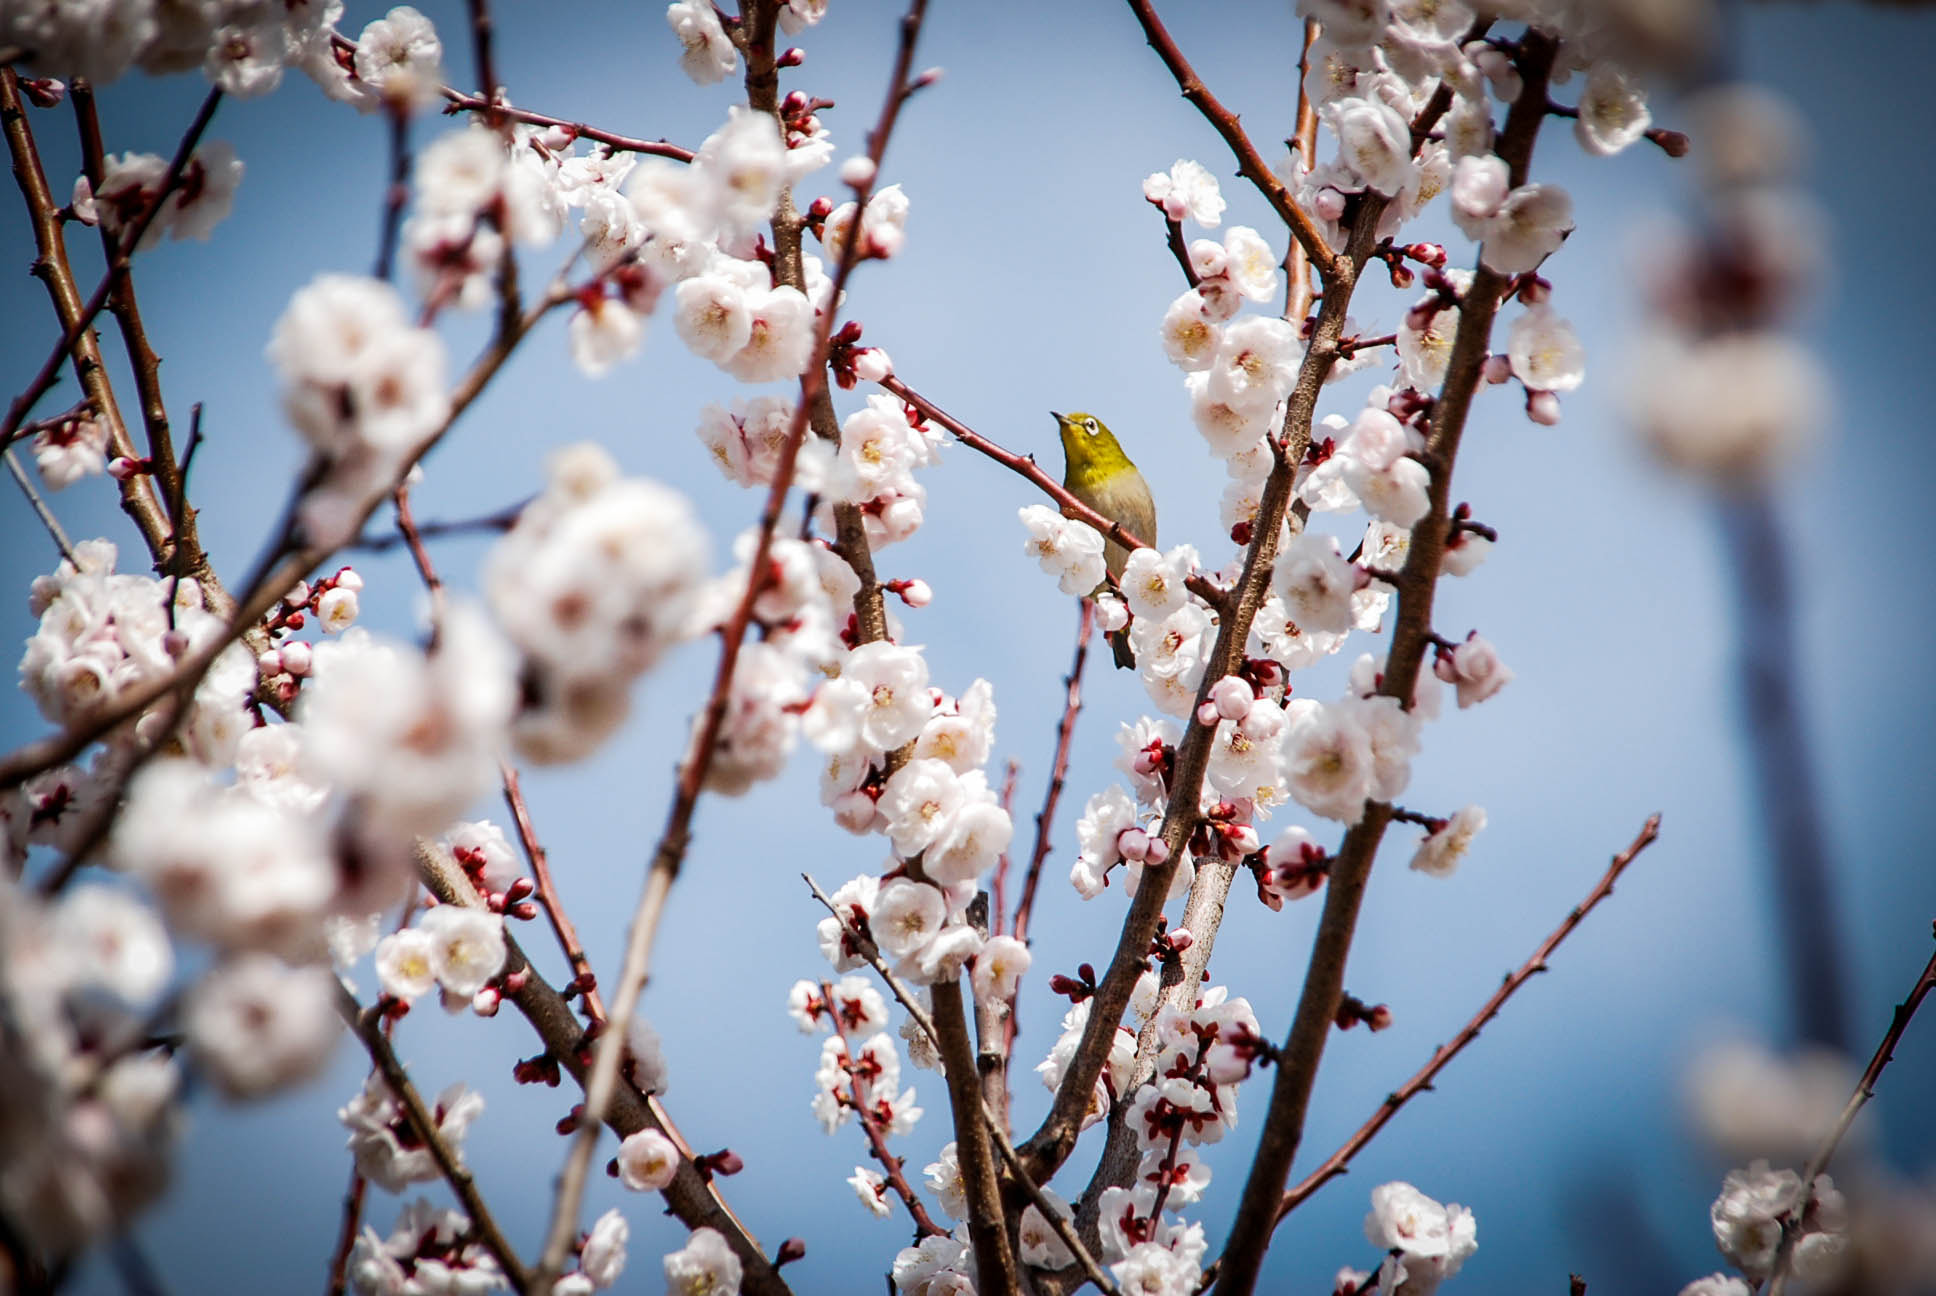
[1684, 1037, 1857, 1164]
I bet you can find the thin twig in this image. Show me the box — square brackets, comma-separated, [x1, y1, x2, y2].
[501, 760, 607, 1021]
[1013, 597, 1093, 946]
[334, 979, 532, 1293]
[1163, 216, 1201, 288]
[5, 446, 75, 563]
[347, 496, 530, 550]
[324, 1168, 369, 1296]
[374, 105, 411, 282]
[464, 0, 502, 124]
[441, 89, 694, 159]
[324, 29, 694, 160]
[1764, 927, 1936, 1296]
[1282, 19, 1320, 326]
[531, 6, 935, 1286]
[1277, 814, 1663, 1218]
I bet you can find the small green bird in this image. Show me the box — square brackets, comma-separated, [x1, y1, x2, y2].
[1055, 410, 1156, 670]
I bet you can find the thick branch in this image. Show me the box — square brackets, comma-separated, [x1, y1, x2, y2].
[1208, 35, 1559, 1296]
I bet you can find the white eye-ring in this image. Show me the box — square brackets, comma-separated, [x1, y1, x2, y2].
[1083, 418, 1098, 435]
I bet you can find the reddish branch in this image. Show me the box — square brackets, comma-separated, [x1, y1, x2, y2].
[1764, 928, 1936, 1296]
[992, 758, 1020, 934]
[1209, 35, 1557, 1296]
[1124, 0, 1337, 281]
[334, 980, 533, 1292]
[501, 761, 608, 1021]
[1013, 598, 1094, 946]
[537, 3, 936, 1287]
[877, 374, 1230, 615]
[1277, 814, 1663, 1218]
[441, 90, 694, 160]
[1282, 19, 1321, 327]
[825, 981, 950, 1238]
[1163, 216, 1201, 288]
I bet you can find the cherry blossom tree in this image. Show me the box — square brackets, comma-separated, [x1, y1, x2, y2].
[1, 3, 1932, 1296]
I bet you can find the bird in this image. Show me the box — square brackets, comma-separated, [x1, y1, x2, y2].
[1054, 410, 1156, 669]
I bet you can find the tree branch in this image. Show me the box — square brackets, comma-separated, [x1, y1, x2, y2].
[876, 374, 1230, 616]
[534, 4, 937, 1286]
[1207, 35, 1560, 1296]
[334, 979, 532, 1293]
[1276, 814, 1662, 1218]
[413, 844, 793, 1296]
[1123, 0, 1337, 281]
[1764, 926, 1936, 1296]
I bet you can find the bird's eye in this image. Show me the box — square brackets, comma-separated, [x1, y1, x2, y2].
[1083, 418, 1098, 435]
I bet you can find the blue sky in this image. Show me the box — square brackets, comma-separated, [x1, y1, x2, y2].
[3, 3, 1933, 1293]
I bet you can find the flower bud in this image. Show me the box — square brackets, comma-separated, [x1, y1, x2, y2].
[1526, 390, 1563, 426]
[1209, 674, 1254, 720]
[279, 639, 313, 676]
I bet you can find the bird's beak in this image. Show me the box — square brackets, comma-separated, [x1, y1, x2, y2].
[1048, 410, 1064, 422]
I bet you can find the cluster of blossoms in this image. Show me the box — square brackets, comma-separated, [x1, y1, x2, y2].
[1626, 86, 1825, 486]
[1337, 1181, 1478, 1296]
[790, 974, 922, 1147]
[69, 140, 243, 252]
[349, 1198, 631, 1296]
[484, 442, 712, 764]
[28, 408, 112, 490]
[267, 271, 451, 547]
[14, 540, 255, 783]
[5, 515, 532, 1254]
[6, 0, 350, 97]
[1084, 986, 1266, 1294]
